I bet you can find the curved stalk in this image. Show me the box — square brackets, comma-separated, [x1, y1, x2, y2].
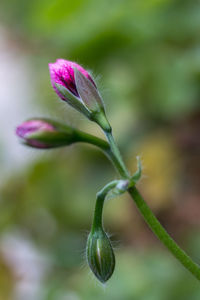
[105, 131, 130, 179]
[103, 130, 200, 281]
[75, 130, 129, 176]
[73, 128, 200, 281]
[75, 130, 109, 151]
[91, 180, 119, 232]
[129, 186, 200, 280]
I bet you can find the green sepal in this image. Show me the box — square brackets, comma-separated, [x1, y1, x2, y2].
[86, 228, 115, 283]
[91, 111, 112, 132]
[74, 68, 104, 112]
[74, 68, 111, 132]
[131, 156, 142, 184]
[26, 131, 75, 148]
[55, 83, 91, 119]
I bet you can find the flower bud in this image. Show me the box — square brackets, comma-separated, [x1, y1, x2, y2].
[49, 59, 96, 100]
[49, 59, 95, 117]
[16, 118, 76, 149]
[49, 59, 111, 132]
[86, 228, 115, 283]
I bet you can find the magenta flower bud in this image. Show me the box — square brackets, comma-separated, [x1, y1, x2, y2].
[49, 59, 95, 100]
[16, 119, 76, 149]
[48, 59, 111, 132]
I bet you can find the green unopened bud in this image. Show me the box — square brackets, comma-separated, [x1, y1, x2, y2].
[86, 228, 115, 283]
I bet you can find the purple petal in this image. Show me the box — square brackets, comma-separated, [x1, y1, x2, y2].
[16, 120, 55, 139]
[49, 59, 96, 101]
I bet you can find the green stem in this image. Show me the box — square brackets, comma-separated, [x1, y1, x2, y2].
[105, 131, 130, 179]
[75, 130, 109, 152]
[91, 180, 119, 232]
[73, 127, 200, 280]
[91, 194, 104, 233]
[75, 130, 130, 177]
[129, 186, 200, 280]
[103, 131, 200, 281]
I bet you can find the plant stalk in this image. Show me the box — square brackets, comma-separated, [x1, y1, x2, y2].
[91, 180, 119, 232]
[103, 130, 200, 281]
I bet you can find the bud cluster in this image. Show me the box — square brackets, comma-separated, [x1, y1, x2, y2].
[15, 57, 198, 284]
[15, 58, 131, 284]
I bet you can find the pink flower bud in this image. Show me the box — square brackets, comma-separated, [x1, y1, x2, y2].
[16, 119, 75, 148]
[49, 59, 111, 132]
[49, 59, 95, 101]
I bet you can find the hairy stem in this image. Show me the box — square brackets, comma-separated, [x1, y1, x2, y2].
[103, 130, 200, 281]
[91, 180, 119, 232]
[75, 130, 109, 151]
[129, 186, 200, 280]
[105, 131, 130, 179]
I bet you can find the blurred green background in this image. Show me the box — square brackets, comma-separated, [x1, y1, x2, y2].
[0, 0, 200, 299]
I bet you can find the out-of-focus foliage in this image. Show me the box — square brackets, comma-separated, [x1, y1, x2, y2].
[0, 0, 200, 299]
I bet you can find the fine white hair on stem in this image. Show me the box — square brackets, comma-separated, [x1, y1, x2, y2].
[105, 229, 122, 252]
[134, 154, 148, 183]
